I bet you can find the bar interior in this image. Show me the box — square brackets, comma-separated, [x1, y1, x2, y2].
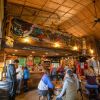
[0, 0, 100, 100]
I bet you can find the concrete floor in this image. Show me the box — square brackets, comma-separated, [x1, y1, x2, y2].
[16, 89, 88, 100]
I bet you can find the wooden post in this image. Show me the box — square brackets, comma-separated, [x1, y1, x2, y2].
[89, 36, 100, 75]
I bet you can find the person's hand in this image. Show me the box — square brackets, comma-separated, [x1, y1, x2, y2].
[56, 95, 61, 99]
[77, 88, 81, 92]
[16, 71, 19, 74]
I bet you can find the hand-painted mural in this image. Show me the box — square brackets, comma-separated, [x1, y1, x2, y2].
[10, 18, 72, 44]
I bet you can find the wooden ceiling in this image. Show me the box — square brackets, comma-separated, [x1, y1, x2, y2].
[6, 0, 100, 39]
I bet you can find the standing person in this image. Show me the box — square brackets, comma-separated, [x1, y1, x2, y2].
[50, 64, 57, 80]
[38, 68, 54, 100]
[56, 69, 78, 100]
[16, 65, 23, 94]
[57, 65, 64, 80]
[6, 59, 19, 100]
[23, 66, 30, 92]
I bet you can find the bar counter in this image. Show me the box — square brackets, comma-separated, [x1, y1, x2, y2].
[28, 71, 44, 89]
[0, 81, 9, 100]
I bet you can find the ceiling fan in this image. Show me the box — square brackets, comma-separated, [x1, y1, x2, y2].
[92, 0, 100, 27]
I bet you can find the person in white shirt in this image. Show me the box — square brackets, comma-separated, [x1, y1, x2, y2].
[16, 65, 23, 94]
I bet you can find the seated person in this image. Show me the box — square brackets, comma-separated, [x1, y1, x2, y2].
[50, 67, 57, 80]
[56, 69, 78, 100]
[38, 68, 54, 100]
[72, 68, 80, 91]
[64, 68, 79, 91]
[57, 65, 64, 80]
[84, 66, 98, 95]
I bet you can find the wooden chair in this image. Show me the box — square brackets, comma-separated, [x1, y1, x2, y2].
[87, 88, 98, 100]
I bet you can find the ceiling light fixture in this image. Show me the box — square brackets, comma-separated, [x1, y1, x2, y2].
[23, 37, 30, 43]
[32, 51, 35, 53]
[54, 42, 60, 48]
[42, 55, 45, 57]
[15, 50, 18, 52]
[73, 46, 78, 51]
[56, 53, 59, 55]
[89, 49, 94, 54]
[45, 52, 48, 55]
[12, 54, 15, 56]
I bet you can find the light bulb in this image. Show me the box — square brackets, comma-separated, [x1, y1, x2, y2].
[90, 49, 94, 54]
[23, 37, 30, 43]
[73, 46, 78, 50]
[54, 42, 60, 48]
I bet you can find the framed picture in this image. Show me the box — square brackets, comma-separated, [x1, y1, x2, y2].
[34, 57, 41, 64]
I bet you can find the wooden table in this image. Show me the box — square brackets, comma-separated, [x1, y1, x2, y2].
[52, 81, 63, 95]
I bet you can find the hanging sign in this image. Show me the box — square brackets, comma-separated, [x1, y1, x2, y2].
[34, 57, 41, 64]
[27, 56, 33, 66]
[19, 57, 26, 66]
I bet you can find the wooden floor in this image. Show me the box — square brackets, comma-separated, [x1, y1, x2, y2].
[16, 89, 88, 100]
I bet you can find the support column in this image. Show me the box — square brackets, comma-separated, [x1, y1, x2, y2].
[0, 0, 4, 49]
[0, 0, 4, 79]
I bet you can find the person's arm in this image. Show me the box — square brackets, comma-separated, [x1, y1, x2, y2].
[16, 68, 20, 75]
[47, 76, 54, 89]
[23, 70, 25, 77]
[28, 70, 30, 78]
[57, 80, 68, 98]
[42, 74, 54, 89]
[21, 69, 23, 76]
[74, 74, 79, 90]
